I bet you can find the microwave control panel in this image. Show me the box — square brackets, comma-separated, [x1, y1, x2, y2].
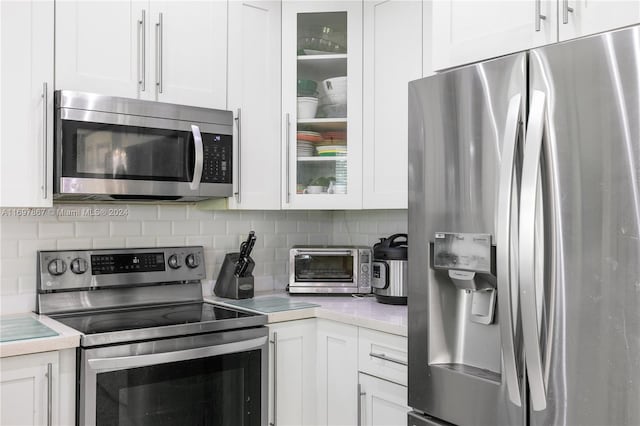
[202, 134, 232, 183]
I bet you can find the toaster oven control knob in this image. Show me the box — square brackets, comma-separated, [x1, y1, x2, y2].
[70, 258, 88, 274]
[185, 254, 199, 268]
[168, 254, 181, 269]
[47, 259, 67, 276]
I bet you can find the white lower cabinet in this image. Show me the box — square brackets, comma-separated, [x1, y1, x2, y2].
[358, 373, 409, 426]
[317, 320, 358, 426]
[268, 320, 317, 426]
[0, 349, 75, 426]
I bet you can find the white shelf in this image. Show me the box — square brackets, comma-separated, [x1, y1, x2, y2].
[297, 55, 347, 81]
[297, 54, 347, 61]
[297, 156, 347, 162]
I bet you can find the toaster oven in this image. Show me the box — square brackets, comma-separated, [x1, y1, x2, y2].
[288, 246, 372, 294]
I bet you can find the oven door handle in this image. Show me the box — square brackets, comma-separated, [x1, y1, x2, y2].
[190, 124, 204, 191]
[88, 336, 267, 371]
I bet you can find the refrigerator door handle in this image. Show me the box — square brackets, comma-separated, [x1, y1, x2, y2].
[496, 94, 523, 407]
[520, 90, 548, 411]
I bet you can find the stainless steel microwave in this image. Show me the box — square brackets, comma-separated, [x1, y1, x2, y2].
[54, 90, 233, 201]
[288, 246, 372, 294]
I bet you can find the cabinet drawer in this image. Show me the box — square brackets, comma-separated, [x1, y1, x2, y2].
[358, 328, 407, 386]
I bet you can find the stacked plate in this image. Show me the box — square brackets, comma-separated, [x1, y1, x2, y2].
[316, 145, 347, 156]
[297, 131, 322, 157]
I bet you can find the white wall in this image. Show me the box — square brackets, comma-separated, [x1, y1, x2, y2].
[0, 205, 407, 314]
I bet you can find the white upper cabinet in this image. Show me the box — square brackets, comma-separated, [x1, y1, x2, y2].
[55, 1, 144, 98]
[227, 0, 282, 209]
[149, 1, 227, 109]
[282, 1, 363, 209]
[56, 1, 227, 109]
[432, 0, 557, 70]
[0, 0, 54, 207]
[559, 0, 640, 41]
[362, 0, 422, 209]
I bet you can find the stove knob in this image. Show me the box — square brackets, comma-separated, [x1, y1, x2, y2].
[70, 258, 88, 274]
[47, 259, 67, 276]
[185, 253, 199, 268]
[168, 254, 181, 269]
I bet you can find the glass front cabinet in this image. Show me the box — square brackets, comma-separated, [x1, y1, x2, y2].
[282, 1, 362, 209]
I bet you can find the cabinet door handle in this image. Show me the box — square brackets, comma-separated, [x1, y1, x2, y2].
[156, 13, 163, 93]
[234, 108, 242, 203]
[269, 332, 278, 426]
[535, 0, 546, 32]
[41, 82, 48, 200]
[369, 352, 408, 366]
[285, 113, 291, 204]
[138, 10, 146, 91]
[357, 383, 366, 426]
[562, 0, 574, 24]
[46, 362, 52, 426]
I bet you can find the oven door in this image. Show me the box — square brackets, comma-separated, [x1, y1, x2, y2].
[79, 327, 267, 426]
[56, 109, 232, 200]
[289, 248, 359, 292]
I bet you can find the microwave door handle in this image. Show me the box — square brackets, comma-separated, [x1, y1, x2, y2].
[190, 124, 204, 190]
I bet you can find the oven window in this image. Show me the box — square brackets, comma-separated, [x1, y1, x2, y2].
[294, 254, 354, 282]
[95, 350, 261, 426]
[61, 120, 193, 181]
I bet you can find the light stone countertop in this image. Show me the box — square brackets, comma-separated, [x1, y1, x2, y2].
[0, 313, 82, 358]
[205, 291, 408, 337]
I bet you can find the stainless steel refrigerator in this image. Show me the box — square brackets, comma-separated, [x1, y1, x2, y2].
[407, 25, 640, 426]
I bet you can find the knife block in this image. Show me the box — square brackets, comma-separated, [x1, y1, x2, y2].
[213, 252, 255, 299]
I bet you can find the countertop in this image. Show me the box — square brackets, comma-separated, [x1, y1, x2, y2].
[0, 313, 82, 358]
[205, 291, 408, 337]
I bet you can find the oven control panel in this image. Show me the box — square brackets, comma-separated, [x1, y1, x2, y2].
[38, 246, 205, 291]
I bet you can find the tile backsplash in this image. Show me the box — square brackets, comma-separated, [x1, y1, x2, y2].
[0, 205, 407, 314]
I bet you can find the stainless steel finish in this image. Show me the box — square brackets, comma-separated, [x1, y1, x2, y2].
[535, 0, 546, 32]
[527, 26, 640, 426]
[88, 336, 267, 370]
[37, 246, 206, 293]
[371, 260, 407, 296]
[56, 90, 233, 125]
[369, 352, 408, 366]
[190, 124, 204, 190]
[285, 113, 291, 203]
[357, 383, 365, 426]
[156, 12, 163, 93]
[288, 246, 372, 294]
[138, 10, 146, 90]
[408, 52, 527, 426]
[46, 362, 52, 426]
[80, 327, 269, 426]
[271, 331, 278, 426]
[408, 411, 454, 426]
[41, 82, 48, 199]
[496, 94, 523, 406]
[234, 108, 242, 203]
[519, 90, 548, 411]
[562, 0, 574, 24]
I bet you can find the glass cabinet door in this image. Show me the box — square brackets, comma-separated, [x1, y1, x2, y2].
[282, 1, 362, 209]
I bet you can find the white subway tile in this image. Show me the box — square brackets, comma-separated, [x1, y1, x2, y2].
[250, 220, 275, 234]
[254, 276, 274, 293]
[18, 275, 36, 294]
[1, 258, 33, 279]
[93, 238, 127, 249]
[213, 235, 238, 250]
[76, 221, 109, 238]
[1, 293, 34, 314]
[126, 237, 157, 248]
[286, 234, 308, 247]
[275, 220, 297, 233]
[55, 206, 95, 222]
[286, 211, 308, 221]
[200, 220, 226, 235]
[19, 239, 57, 257]
[1, 240, 18, 259]
[263, 234, 286, 249]
[263, 211, 284, 221]
[156, 236, 186, 246]
[239, 211, 264, 222]
[172, 221, 200, 236]
[1, 277, 19, 295]
[126, 204, 158, 221]
[57, 239, 91, 250]
[110, 221, 141, 236]
[297, 220, 319, 233]
[227, 220, 253, 235]
[187, 205, 214, 220]
[142, 221, 172, 236]
[2, 222, 38, 238]
[185, 236, 213, 247]
[275, 248, 290, 261]
[158, 205, 187, 221]
[38, 222, 74, 239]
[252, 247, 275, 262]
[308, 234, 329, 245]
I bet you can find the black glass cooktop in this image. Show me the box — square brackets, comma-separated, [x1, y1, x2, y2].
[52, 303, 265, 346]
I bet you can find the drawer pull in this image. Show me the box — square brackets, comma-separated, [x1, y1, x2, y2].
[369, 352, 407, 366]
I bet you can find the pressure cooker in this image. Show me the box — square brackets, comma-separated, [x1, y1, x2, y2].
[371, 233, 408, 305]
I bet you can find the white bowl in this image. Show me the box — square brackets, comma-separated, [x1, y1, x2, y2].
[304, 185, 326, 194]
[319, 77, 347, 107]
[297, 97, 318, 119]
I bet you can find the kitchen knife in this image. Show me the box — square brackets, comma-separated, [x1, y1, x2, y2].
[234, 256, 246, 277]
[237, 258, 250, 277]
[244, 234, 257, 258]
[239, 231, 255, 258]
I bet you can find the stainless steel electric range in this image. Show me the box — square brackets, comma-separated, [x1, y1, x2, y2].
[35, 246, 267, 426]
